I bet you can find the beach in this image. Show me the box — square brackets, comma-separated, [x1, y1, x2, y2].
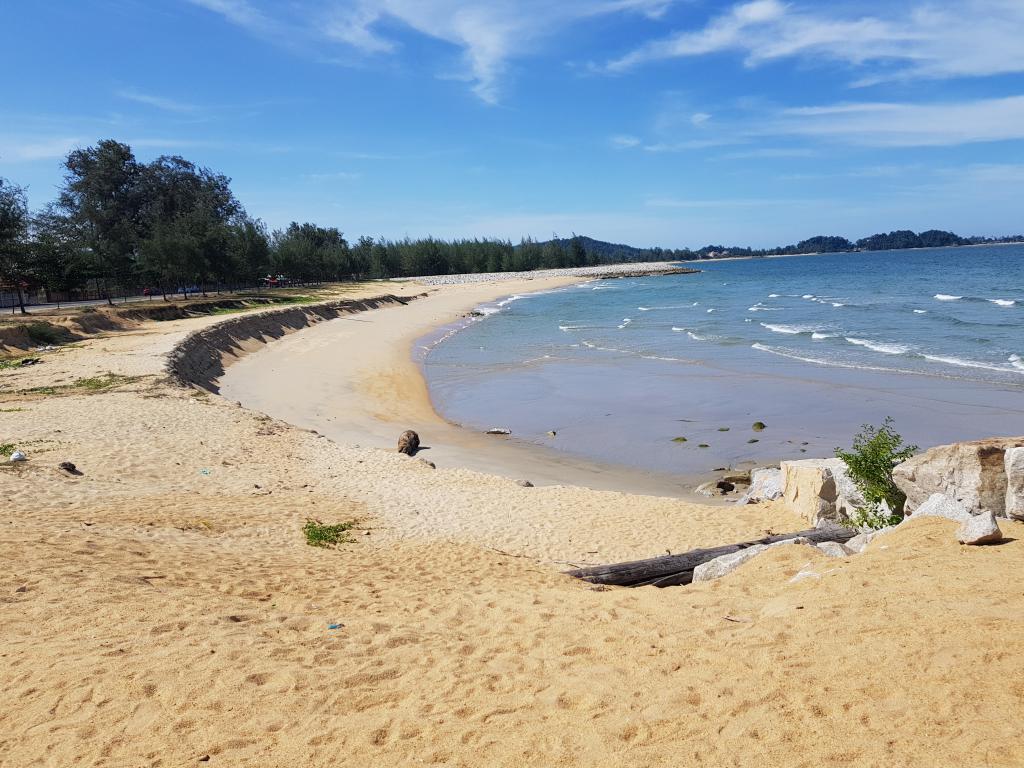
[3, 270, 1024, 767]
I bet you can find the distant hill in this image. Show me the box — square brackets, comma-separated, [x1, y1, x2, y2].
[541, 235, 686, 263]
[538, 230, 1024, 263]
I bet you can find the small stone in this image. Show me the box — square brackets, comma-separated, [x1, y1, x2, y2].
[815, 541, 851, 558]
[58, 461, 82, 475]
[485, 428, 512, 435]
[547, 430, 557, 437]
[752, 421, 767, 432]
[15, 585, 27, 593]
[517, 479, 534, 488]
[418, 458, 436, 469]
[9, 450, 27, 462]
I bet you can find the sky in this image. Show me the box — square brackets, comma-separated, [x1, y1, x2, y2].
[2, 0, 1023, 248]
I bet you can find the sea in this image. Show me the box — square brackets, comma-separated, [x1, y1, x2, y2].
[420, 245, 1024, 478]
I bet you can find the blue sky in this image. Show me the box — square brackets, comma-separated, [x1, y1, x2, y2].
[2, 0, 1023, 247]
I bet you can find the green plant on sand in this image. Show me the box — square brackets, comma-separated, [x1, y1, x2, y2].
[303, 519, 357, 547]
[836, 417, 918, 530]
[0, 443, 16, 456]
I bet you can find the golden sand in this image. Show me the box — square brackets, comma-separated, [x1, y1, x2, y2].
[2, 278, 1023, 767]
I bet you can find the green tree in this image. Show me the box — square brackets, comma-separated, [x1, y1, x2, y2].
[56, 140, 144, 304]
[0, 178, 31, 314]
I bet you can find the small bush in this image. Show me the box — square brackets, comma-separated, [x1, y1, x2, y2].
[0, 443, 15, 456]
[25, 323, 64, 346]
[836, 417, 917, 529]
[303, 519, 356, 547]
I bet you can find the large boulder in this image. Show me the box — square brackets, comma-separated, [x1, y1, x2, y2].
[893, 437, 1024, 517]
[1005, 447, 1024, 521]
[779, 458, 863, 525]
[736, 467, 783, 505]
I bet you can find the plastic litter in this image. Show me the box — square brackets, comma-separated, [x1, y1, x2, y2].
[9, 450, 27, 463]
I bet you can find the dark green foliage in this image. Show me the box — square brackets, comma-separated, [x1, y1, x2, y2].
[302, 519, 357, 547]
[836, 418, 918, 528]
[0, 178, 31, 313]
[25, 323, 64, 345]
[671, 436, 687, 443]
[752, 421, 766, 431]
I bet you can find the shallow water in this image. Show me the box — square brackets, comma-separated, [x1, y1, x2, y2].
[422, 245, 1024, 476]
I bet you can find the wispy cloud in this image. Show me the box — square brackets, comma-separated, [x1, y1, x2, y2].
[302, 170, 361, 180]
[769, 95, 1024, 147]
[117, 88, 198, 113]
[186, 0, 673, 104]
[617, 94, 1024, 150]
[605, 0, 1024, 84]
[0, 136, 83, 162]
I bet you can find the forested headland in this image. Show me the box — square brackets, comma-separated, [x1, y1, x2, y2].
[1, 139, 1021, 312]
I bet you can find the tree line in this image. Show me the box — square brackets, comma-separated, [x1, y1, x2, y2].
[0, 139, 648, 313]
[2, 138, 1022, 312]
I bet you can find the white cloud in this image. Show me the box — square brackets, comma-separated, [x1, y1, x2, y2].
[0, 137, 83, 162]
[770, 95, 1024, 147]
[610, 134, 642, 148]
[606, 0, 1024, 83]
[186, 0, 672, 104]
[117, 88, 198, 113]
[690, 112, 711, 126]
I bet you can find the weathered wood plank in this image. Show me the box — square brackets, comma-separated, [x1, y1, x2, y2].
[567, 525, 856, 588]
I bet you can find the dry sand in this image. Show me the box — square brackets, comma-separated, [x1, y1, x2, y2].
[2, 277, 1023, 767]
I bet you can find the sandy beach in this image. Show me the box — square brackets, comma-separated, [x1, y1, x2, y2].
[3, 273, 1024, 767]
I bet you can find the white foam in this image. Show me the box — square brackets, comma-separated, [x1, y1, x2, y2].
[913, 309, 927, 314]
[988, 298, 1016, 307]
[802, 294, 815, 299]
[922, 354, 1012, 373]
[476, 306, 501, 316]
[706, 308, 715, 313]
[845, 337, 911, 355]
[761, 322, 818, 335]
[811, 332, 838, 340]
[768, 293, 780, 298]
[934, 294, 962, 301]
[831, 302, 845, 308]
[618, 318, 632, 329]
[1009, 354, 1024, 371]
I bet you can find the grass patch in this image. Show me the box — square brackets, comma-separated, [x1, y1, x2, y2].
[303, 519, 357, 547]
[17, 373, 142, 397]
[0, 443, 15, 456]
[0, 407, 25, 413]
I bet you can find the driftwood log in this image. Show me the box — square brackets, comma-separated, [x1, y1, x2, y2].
[567, 524, 857, 588]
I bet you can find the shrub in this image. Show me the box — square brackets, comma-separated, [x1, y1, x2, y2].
[25, 323, 64, 345]
[302, 519, 356, 547]
[836, 417, 917, 529]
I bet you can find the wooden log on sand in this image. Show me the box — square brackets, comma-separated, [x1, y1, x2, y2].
[567, 524, 857, 588]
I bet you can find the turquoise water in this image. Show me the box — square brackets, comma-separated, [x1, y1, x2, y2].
[422, 245, 1024, 477]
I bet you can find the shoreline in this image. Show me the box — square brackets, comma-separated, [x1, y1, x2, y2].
[218, 275, 711, 498]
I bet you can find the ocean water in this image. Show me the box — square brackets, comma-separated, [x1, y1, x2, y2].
[421, 245, 1024, 478]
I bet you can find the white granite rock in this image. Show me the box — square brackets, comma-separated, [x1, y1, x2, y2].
[815, 541, 851, 558]
[736, 468, 783, 505]
[1005, 447, 1024, 521]
[956, 512, 1003, 545]
[692, 538, 810, 582]
[779, 458, 863, 525]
